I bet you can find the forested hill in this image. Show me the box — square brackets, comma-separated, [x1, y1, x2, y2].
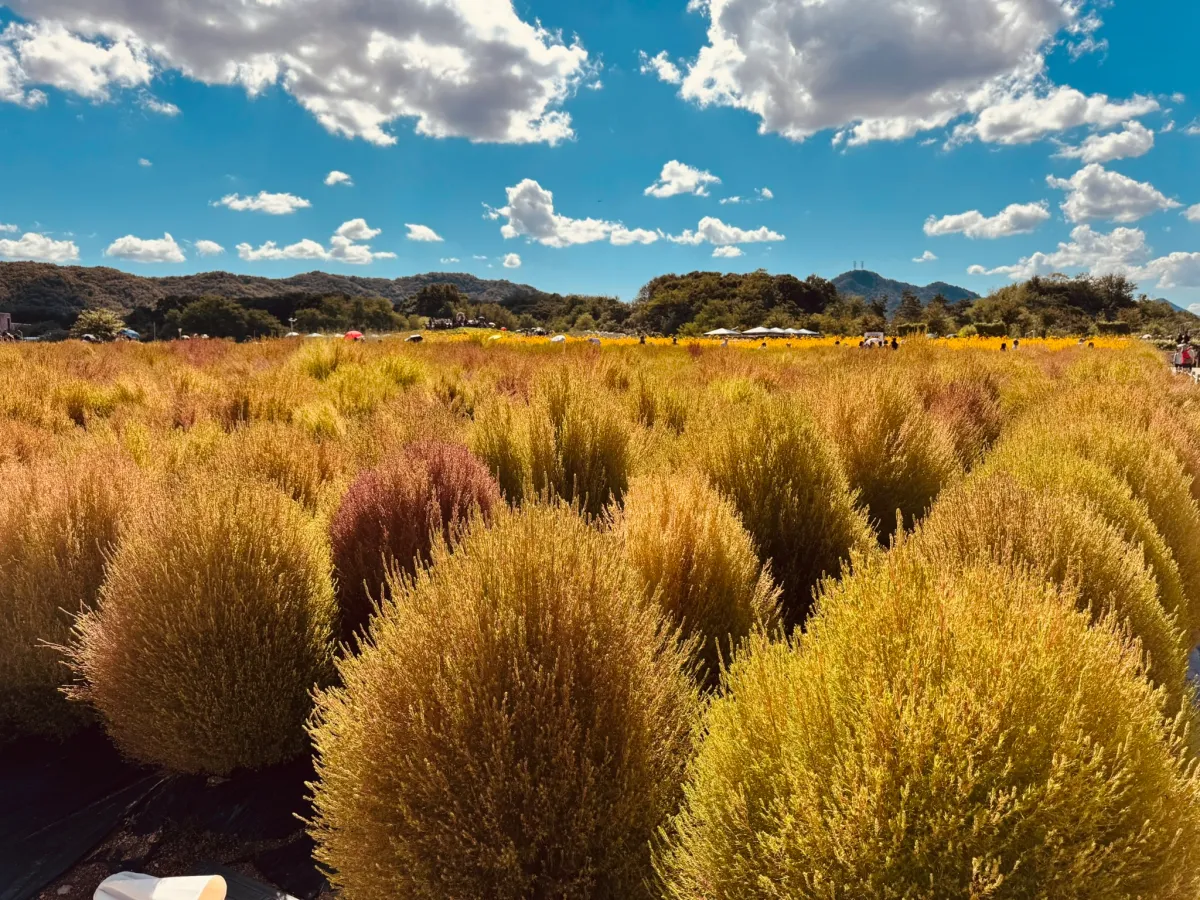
[0, 262, 561, 323]
[832, 270, 979, 310]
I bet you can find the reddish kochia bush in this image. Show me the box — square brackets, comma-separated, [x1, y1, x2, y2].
[330, 441, 500, 641]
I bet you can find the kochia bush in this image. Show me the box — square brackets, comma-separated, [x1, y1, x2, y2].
[329, 440, 500, 641]
[913, 472, 1188, 702]
[68, 478, 337, 775]
[310, 503, 699, 900]
[0, 452, 129, 741]
[698, 397, 872, 630]
[657, 555, 1200, 899]
[616, 473, 779, 687]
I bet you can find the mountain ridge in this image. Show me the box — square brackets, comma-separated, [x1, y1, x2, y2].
[831, 269, 980, 311]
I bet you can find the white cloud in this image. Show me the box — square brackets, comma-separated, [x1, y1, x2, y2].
[490, 178, 659, 247]
[1047, 164, 1180, 223]
[924, 201, 1051, 239]
[0, 231, 79, 262]
[758, 187, 773, 200]
[237, 239, 330, 263]
[473, 254, 489, 260]
[638, 50, 682, 85]
[719, 196, 742, 205]
[139, 93, 179, 116]
[238, 220, 393, 264]
[440, 257, 460, 264]
[195, 240, 224, 256]
[336, 218, 382, 242]
[1186, 205, 1200, 223]
[609, 226, 659, 246]
[405, 223, 444, 242]
[1054, 120, 1154, 164]
[104, 232, 186, 264]
[215, 191, 311, 215]
[667, 216, 785, 246]
[503, 253, 521, 268]
[968, 224, 1149, 279]
[325, 170, 353, 187]
[953, 87, 1160, 146]
[673, 0, 1157, 148]
[0, 223, 17, 233]
[0, 21, 152, 101]
[712, 246, 743, 258]
[1184, 120, 1200, 137]
[3, 0, 588, 146]
[645, 160, 721, 198]
[914, 250, 938, 263]
[1138, 253, 1200, 290]
[138, 157, 152, 167]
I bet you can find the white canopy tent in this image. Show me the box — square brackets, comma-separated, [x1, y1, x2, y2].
[705, 328, 742, 337]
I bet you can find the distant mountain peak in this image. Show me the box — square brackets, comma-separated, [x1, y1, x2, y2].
[832, 270, 979, 312]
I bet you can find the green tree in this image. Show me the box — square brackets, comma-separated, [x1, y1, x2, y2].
[893, 290, 923, 324]
[70, 308, 125, 341]
[413, 284, 464, 319]
[177, 296, 282, 340]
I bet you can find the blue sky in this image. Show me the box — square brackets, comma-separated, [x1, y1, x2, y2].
[0, 0, 1198, 306]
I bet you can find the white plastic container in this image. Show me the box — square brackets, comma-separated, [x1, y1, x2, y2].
[94, 872, 227, 900]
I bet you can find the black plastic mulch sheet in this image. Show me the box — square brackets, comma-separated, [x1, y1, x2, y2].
[0, 728, 328, 900]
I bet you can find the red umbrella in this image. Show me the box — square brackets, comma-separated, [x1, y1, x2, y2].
[344, 331, 364, 341]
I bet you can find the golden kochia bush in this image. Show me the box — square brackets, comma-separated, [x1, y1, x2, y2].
[328, 440, 501, 642]
[1012, 415, 1200, 640]
[921, 371, 1004, 467]
[0, 452, 130, 741]
[981, 437, 1191, 637]
[815, 373, 960, 538]
[657, 557, 1200, 900]
[529, 372, 632, 518]
[616, 473, 779, 688]
[697, 397, 872, 631]
[67, 478, 337, 775]
[912, 473, 1188, 702]
[470, 395, 530, 503]
[309, 503, 699, 900]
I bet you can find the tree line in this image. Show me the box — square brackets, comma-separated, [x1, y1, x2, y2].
[48, 269, 1200, 342]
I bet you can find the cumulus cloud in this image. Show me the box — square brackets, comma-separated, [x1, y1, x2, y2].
[1138, 253, 1200, 290]
[215, 191, 311, 215]
[719, 196, 742, 205]
[672, 0, 1160, 148]
[324, 170, 353, 187]
[0, 223, 17, 233]
[237, 219, 394, 264]
[645, 160, 721, 198]
[194, 239, 224, 256]
[0, 231, 79, 262]
[503, 253, 521, 268]
[489, 178, 659, 247]
[667, 216, 784, 246]
[336, 218, 381, 241]
[4, 0, 589, 146]
[914, 250, 938, 263]
[1047, 164, 1180, 223]
[758, 187, 773, 200]
[967, 224, 1149, 279]
[971, 223, 1200, 291]
[638, 50, 682, 85]
[1054, 120, 1154, 164]
[440, 257, 460, 264]
[924, 201, 1051, 239]
[1186, 205, 1200, 223]
[0, 21, 152, 102]
[405, 223, 444, 242]
[1183, 120, 1200, 137]
[952, 86, 1159, 147]
[104, 232, 186, 263]
[138, 157, 152, 167]
[712, 246, 743, 258]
